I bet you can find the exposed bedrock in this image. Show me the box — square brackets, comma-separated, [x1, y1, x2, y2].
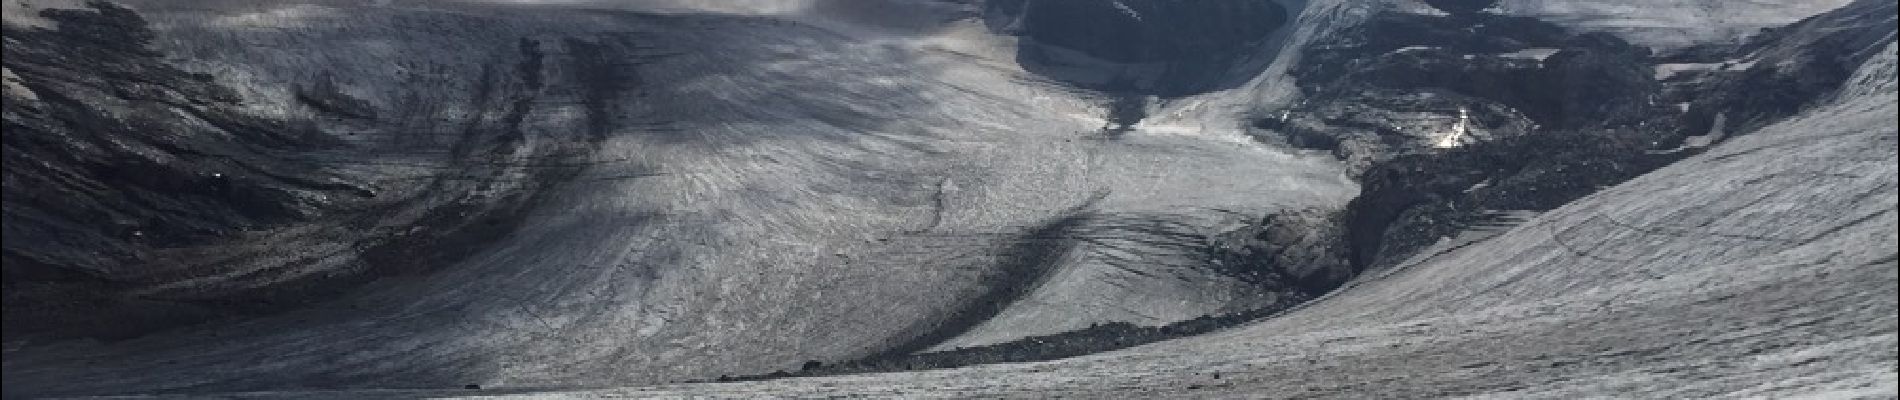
[1670, 0, 1898, 135]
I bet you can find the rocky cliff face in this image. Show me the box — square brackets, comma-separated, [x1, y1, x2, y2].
[1670, 0, 1898, 135]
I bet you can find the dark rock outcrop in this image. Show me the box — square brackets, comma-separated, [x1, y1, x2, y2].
[1340, 127, 1682, 269]
[1276, 9, 1693, 271]
[1211, 208, 1353, 294]
[1670, 0, 1899, 134]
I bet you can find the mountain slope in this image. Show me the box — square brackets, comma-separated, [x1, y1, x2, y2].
[1, 0, 1892, 398]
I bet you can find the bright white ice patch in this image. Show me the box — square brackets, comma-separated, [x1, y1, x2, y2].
[1433, 106, 1473, 148]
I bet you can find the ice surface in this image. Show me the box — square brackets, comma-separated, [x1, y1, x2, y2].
[2, 1, 1353, 395]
